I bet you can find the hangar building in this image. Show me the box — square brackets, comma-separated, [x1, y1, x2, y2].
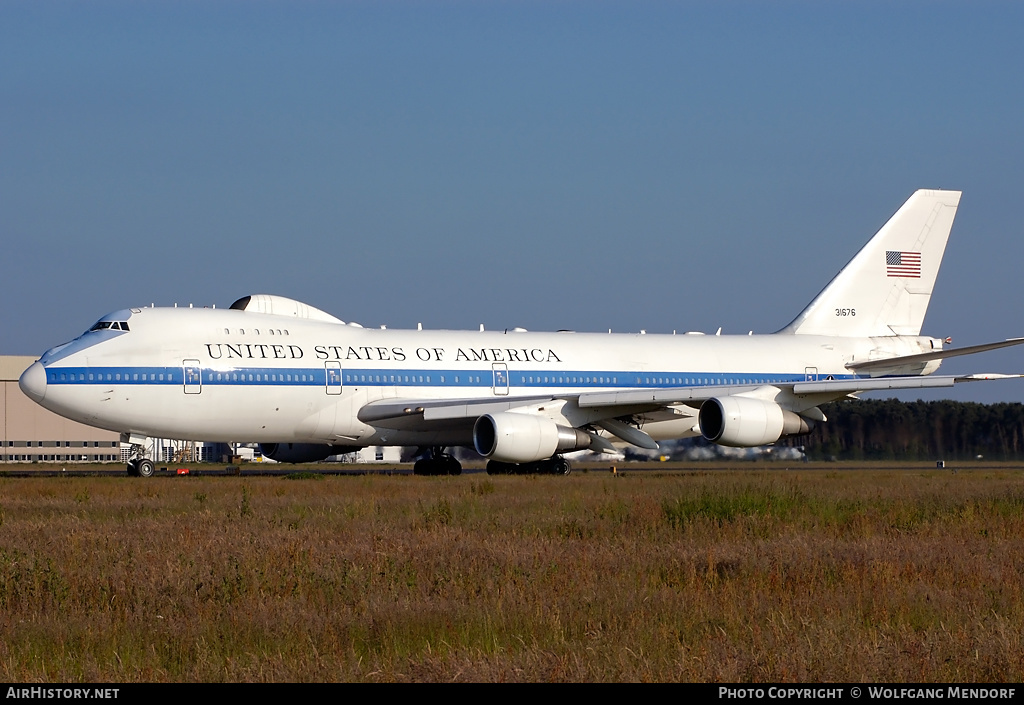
[1, 356, 122, 462]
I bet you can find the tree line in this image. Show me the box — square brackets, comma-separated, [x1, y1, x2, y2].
[779, 399, 1024, 461]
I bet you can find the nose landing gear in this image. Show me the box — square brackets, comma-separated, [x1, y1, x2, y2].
[126, 444, 155, 478]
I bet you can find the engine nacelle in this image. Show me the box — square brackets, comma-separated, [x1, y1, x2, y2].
[259, 443, 360, 463]
[698, 396, 814, 447]
[473, 412, 591, 464]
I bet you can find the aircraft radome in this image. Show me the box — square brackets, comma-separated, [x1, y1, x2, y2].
[20, 189, 1024, 477]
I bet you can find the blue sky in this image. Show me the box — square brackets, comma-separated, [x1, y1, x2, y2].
[3, 1, 1023, 402]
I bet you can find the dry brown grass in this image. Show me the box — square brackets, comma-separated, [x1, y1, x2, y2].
[1, 466, 1023, 682]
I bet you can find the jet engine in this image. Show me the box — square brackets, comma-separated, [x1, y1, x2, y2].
[473, 412, 591, 464]
[698, 396, 814, 447]
[259, 443, 360, 463]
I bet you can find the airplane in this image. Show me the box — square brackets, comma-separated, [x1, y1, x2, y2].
[19, 189, 1024, 477]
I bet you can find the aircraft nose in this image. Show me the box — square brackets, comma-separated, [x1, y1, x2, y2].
[19, 361, 47, 403]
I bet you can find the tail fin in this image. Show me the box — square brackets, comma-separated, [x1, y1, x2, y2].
[778, 189, 962, 337]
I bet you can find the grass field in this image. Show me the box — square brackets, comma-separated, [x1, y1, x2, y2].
[1, 463, 1023, 682]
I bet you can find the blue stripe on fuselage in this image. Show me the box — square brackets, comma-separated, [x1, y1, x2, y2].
[41, 365, 857, 389]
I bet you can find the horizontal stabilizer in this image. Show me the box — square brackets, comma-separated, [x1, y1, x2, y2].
[846, 338, 1024, 372]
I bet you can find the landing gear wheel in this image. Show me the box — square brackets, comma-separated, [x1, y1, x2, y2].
[136, 459, 155, 478]
[127, 460, 139, 477]
[414, 451, 462, 476]
[444, 455, 462, 476]
[486, 457, 570, 475]
[486, 460, 515, 475]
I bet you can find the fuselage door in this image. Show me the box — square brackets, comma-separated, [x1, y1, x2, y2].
[326, 361, 343, 395]
[805, 367, 818, 382]
[492, 363, 509, 396]
[184, 360, 202, 394]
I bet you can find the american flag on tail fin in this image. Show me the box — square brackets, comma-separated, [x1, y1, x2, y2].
[886, 250, 921, 278]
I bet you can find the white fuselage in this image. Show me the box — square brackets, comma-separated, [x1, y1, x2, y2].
[22, 305, 939, 447]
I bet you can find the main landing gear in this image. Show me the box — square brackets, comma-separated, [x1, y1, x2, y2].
[125, 444, 155, 478]
[486, 456, 571, 476]
[413, 447, 463, 476]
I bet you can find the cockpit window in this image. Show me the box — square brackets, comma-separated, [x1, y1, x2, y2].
[90, 321, 129, 332]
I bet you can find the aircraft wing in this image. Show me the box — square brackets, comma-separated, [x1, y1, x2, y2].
[578, 373, 1023, 405]
[358, 395, 560, 425]
[358, 372, 1022, 433]
[788, 373, 1022, 395]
